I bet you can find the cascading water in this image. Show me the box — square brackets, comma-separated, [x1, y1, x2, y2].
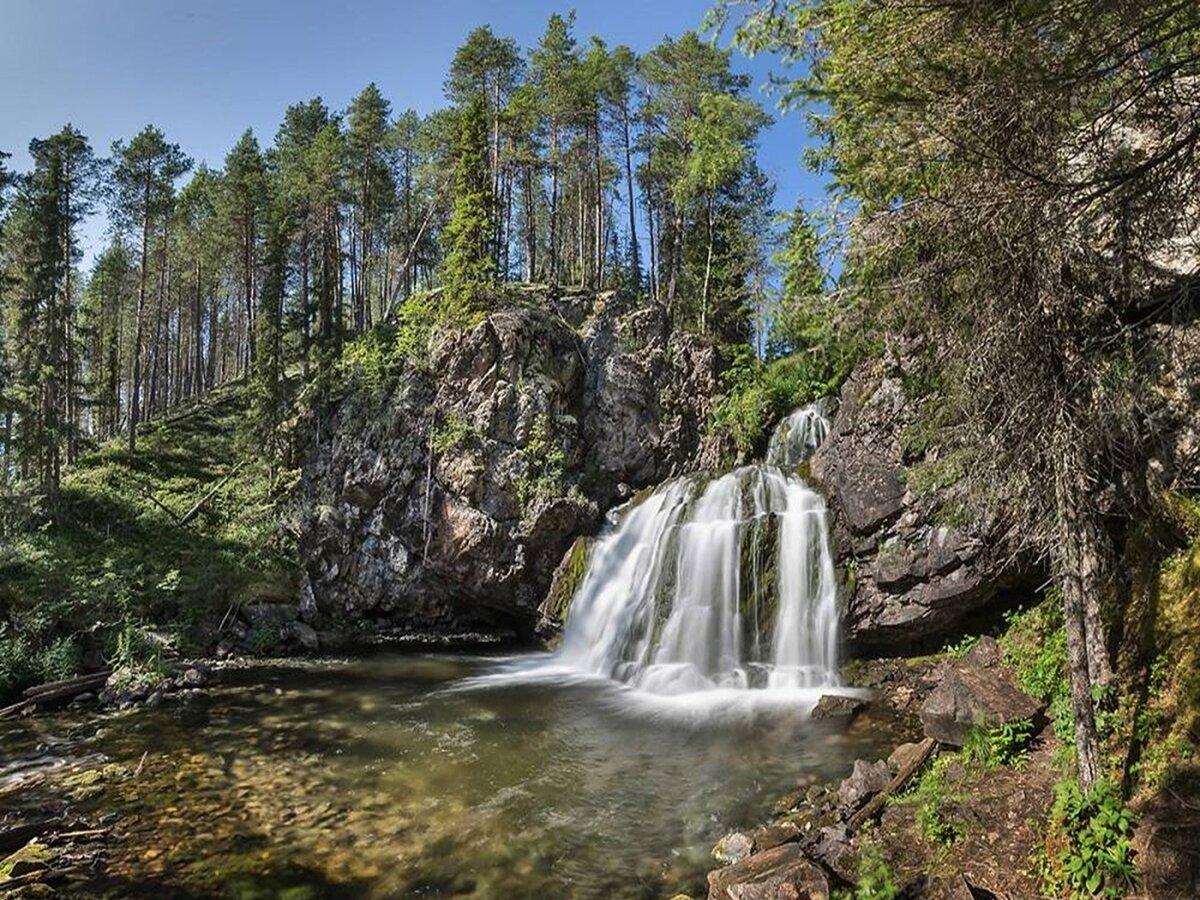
[549, 402, 842, 699]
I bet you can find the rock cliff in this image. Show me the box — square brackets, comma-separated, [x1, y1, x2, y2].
[293, 291, 722, 636]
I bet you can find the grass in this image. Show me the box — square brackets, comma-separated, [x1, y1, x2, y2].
[0, 385, 294, 701]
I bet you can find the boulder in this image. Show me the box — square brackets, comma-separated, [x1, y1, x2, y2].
[811, 367, 1040, 654]
[919, 638, 1042, 746]
[282, 620, 320, 652]
[241, 603, 299, 629]
[836, 759, 891, 810]
[707, 843, 831, 900]
[810, 694, 867, 720]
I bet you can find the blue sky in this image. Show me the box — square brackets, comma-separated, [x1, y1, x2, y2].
[0, 0, 825, 263]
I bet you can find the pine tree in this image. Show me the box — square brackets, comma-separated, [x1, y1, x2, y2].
[110, 126, 192, 453]
[221, 130, 266, 371]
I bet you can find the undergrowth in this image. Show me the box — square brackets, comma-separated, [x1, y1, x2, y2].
[0, 386, 291, 701]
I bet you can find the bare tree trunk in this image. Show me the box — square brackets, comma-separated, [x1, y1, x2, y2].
[623, 109, 639, 291]
[1053, 426, 1104, 791]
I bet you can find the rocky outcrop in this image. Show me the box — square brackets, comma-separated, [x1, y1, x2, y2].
[293, 291, 721, 635]
[811, 365, 1039, 655]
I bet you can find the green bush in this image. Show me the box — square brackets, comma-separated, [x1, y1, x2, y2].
[711, 347, 844, 456]
[1040, 779, 1137, 899]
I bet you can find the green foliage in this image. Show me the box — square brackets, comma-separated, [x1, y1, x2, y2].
[832, 838, 898, 900]
[340, 327, 404, 389]
[1040, 779, 1137, 899]
[895, 755, 965, 846]
[711, 347, 845, 456]
[440, 95, 495, 317]
[0, 386, 291, 702]
[432, 412, 478, 455]
[962, 719, 1034, 769]
[393, 290, 438, 368]
[940, 634, 978, 659]
[110, 620, 167, 686]
[514, 413, 567, 510]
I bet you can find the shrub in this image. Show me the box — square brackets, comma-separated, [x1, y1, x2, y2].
[895, 754, 965, 846]
[1040, 779, 1137, 899]
[833, 838, 899, 900]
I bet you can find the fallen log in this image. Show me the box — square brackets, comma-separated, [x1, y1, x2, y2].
[22, 670, 110, 699]
[1, 673, 110, 719]
[848, 737, 937, 831]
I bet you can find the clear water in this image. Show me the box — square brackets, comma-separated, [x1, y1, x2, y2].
[0, 653, 897, 899]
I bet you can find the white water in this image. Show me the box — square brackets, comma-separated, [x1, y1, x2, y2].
[547, 402, 843, 701]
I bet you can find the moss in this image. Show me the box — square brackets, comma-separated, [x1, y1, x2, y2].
[0, 840, 53, 880]
[543, 537, 591, 624]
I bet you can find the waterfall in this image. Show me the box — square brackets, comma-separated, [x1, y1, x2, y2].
[550, 402, 841, 697]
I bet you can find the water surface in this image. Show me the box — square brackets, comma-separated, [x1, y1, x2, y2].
[1, 652, 894, 899]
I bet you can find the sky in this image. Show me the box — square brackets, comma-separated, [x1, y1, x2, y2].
[0, 0, 826, 265]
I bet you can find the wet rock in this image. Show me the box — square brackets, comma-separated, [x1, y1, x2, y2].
[919, 641, 1041, 746]
[837, 759, 891, 810]
[810, 694, 867, 720]
[707, 843, 830, 900]
[181, 667, 205, 687]
[712, 831, 755, 865]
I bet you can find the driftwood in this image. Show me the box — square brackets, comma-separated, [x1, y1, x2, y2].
[22, 670, 111, 699]
[0, 671, 110, 719]
[848, 737, 938, 831]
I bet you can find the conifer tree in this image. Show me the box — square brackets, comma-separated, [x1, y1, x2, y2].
[440, 95, 495, 318]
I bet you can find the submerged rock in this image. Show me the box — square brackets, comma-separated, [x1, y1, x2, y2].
[810, 694, 867, 720]
[919, 638, 1041, 746]
[706, 843, 830, 900]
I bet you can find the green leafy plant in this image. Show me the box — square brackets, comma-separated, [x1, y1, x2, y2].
[963, 718, 1034, 769]
[894, 755, 965, 846]
[833, 837, 898, 900]
[1040, 779, 1137, 899]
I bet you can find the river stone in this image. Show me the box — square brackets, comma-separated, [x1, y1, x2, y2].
[706, 843, 830, 900]
[712, 831, 755, 865]
[919, 640, 1041, 746]
[747, 822, 801, 853]
[810, 694, 867, 720]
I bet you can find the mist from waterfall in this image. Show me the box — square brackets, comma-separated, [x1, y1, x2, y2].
[550, 403, 842, 699]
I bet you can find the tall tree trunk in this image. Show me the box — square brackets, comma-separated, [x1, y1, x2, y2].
[623, 109, 639, 290]
[1053, 424, 1104, 791]
[129, 185, 150, 454]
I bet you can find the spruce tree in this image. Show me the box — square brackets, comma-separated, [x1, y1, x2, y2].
[440, 95, 495, 320]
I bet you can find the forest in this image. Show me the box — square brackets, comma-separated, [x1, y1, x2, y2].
[1, 2, 1198, 899]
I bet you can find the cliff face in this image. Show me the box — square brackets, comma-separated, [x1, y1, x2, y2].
[293, 292, 722, 636]
[814, 318, 1200, 656]
[810, 366, 1038, 655]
